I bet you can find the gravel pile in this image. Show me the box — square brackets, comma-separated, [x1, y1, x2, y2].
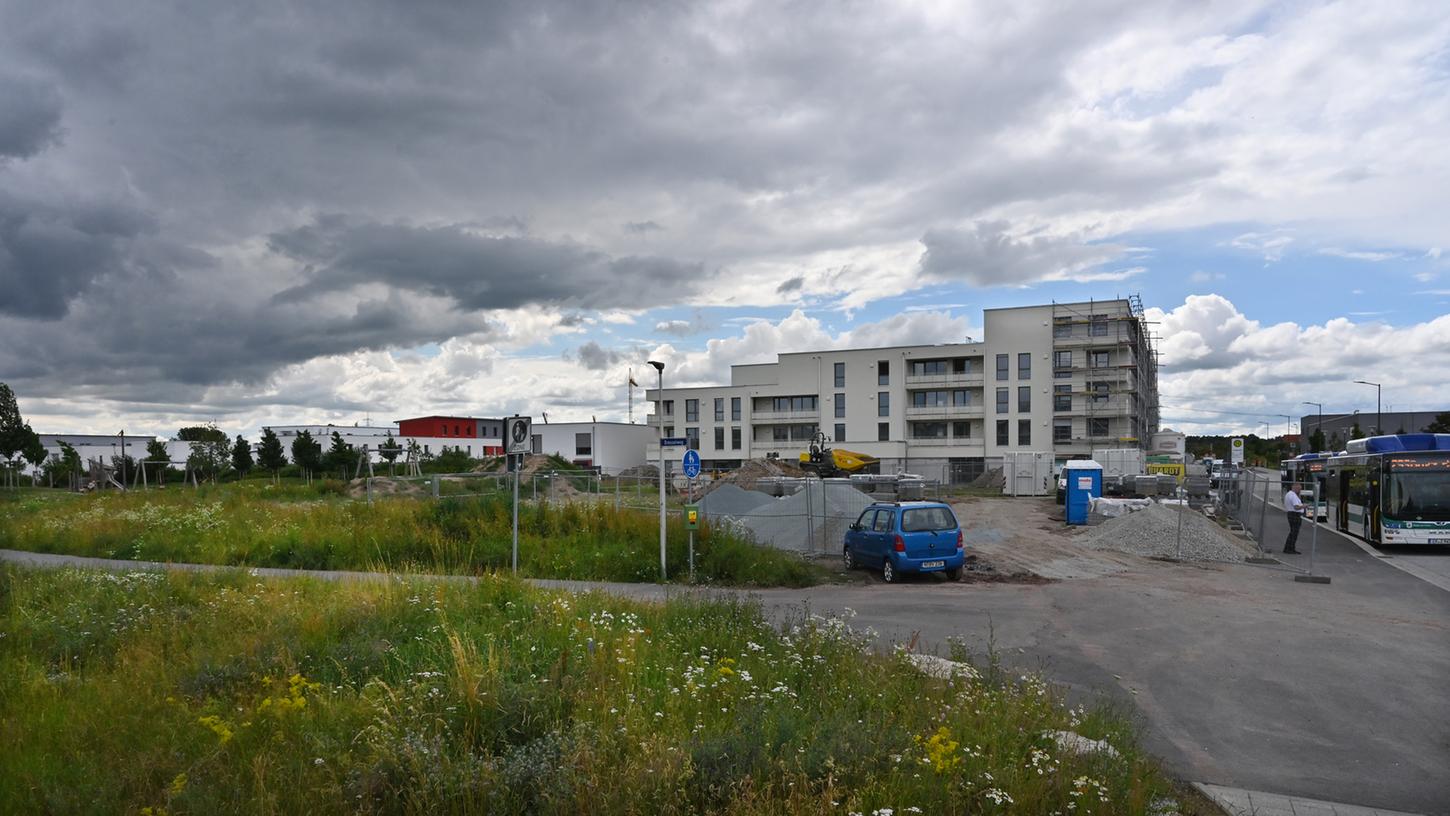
[697, 484, 774, 517]
[704, 481, 874, 553]
[1077, 502, 1251, 562]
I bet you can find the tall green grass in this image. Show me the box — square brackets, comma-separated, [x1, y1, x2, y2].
[0, 566, 1182, 814]
[0, 487, 824, 587]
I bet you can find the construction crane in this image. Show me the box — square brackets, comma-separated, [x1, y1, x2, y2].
[799, 431, 880, 478]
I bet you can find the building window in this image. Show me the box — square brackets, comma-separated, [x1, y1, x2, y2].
[1018, 352, 1031, 380]
[953, 358, 968, 374]
[731, 427, 741, 449]
[878, 392, 889, 416]
[1018, 386, 1031, 413]
[952, 421, 970, 438]
[1018, 419, 1031, 447]
[686, 399, 699, 422]
[714, 397, 724, 422]
[1092, 382, 1110, 403]
[664, 425, 674, 438]
[995, 388, 1008, 414]
[1090, 350, 1110, 368]
[1054, 385, 1072, 412]
[441, 425, 448, 435]
[686, 427, 700, 450]
[664, 400, 674, 416]
[834, 362, 845, 388]
[878, 360, 890, 385]
[877, 422, 890, 441]
[910, 360, 947, 376]
[731, 397, 741, 421]
[953, 389, 969, 406]
[1053, 317, 1072, 338]
[1089, 418, 1110, 438]
[996, 420, 1009, 446]
[1054, 420, 1072, 442]
[1090, 315, 1109, 336]
[834, 423, 846, 442]
[995, 354, 1009, 381]
[912, 422, 948, 439]
[714, 427, 725, 449]
[1053, 350, 1073, 378]
[575, 433, 592, 456]
[770, 396, 818, 412]
[912, 390, 949, 407]
[834, 393, 846, 418]
[454, 425, 460, 435]
[530, 435, 542, 454]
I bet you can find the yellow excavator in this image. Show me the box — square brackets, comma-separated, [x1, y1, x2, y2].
[799, 431, 880, 477]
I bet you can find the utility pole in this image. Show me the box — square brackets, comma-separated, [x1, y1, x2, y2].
[1353, 381, 1381, 436]
[648, 360, 667, 581]
[1302, 402, 1322, 451]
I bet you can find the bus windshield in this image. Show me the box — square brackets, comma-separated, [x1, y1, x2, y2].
[1385, 470, 1450, 520]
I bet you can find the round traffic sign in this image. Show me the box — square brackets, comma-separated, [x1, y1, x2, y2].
[682, 449, 701, 479]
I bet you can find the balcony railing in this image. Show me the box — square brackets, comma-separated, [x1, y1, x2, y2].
[904, 404, 983, 420]
[748, 409, 820, 423]
[904, 372, 984, 388]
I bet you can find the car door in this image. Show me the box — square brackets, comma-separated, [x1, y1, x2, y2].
[871, 508, 895, 564]
[848, 509, 875, 558]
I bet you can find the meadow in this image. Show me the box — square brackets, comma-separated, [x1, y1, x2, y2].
[0, 484, 823, 587]
[0, 565, 1188, 814]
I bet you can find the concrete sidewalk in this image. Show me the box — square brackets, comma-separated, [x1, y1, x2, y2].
[1197, 783, 1429, 816]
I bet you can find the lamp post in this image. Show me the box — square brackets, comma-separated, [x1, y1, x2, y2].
[1302, 401, 1322, 451]
[648, 360, 667, 581]
[1353, 381, 1381, 436]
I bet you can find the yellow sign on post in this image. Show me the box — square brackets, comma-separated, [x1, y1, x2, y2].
[684, 504, 699, 529]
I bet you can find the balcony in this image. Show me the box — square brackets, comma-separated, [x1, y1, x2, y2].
[904, 371, 984, 388]
[749, 409, 820, 423]
[904, 404, 983, 420]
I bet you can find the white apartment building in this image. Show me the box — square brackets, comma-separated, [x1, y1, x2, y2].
[646, 298, 1159, 482]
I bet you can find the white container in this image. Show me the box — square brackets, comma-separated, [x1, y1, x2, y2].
[1002, 451, 1054, 496]
[1091, 448, 1146, 479]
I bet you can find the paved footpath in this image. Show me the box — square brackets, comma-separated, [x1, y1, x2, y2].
[3, 547, 1448, 814]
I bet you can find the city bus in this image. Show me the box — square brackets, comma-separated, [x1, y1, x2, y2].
[1279, 452, 1328, 521]
[1323, 434, 1450, 546]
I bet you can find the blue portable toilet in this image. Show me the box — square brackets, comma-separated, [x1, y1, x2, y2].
[1064, 459, 1103, 526]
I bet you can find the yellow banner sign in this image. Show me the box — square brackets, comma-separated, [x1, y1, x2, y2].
[1146, 463, 1185, 480]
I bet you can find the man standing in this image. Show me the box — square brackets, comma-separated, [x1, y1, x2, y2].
[1283, 482, 1305, 554]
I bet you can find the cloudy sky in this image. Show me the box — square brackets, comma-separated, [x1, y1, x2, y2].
[1, 0, 1446, 439]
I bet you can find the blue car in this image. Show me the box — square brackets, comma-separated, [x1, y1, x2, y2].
[843, 501, 965, 583]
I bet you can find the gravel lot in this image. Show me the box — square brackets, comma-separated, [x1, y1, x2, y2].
[1076, 502, 1254, 563]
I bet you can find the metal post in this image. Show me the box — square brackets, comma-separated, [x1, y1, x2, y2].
[688, 478, 695, 582]
[1295, 491, 1331, 583]
[366, 476, 373, 505]
[805, 479, 815, 553]
[1256, 471, 1268, 550]
[654, 364, 667, 582]
[1174, 484, 1185, 561]
[512, 454, 520, 573]
[432, 474, 440, 498]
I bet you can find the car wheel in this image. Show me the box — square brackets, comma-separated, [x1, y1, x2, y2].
[881, 558, 897, 584]
[945, 566, 962, 581]
[842, 545, 855, 571]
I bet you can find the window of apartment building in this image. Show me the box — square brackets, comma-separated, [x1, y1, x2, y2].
[664, 399, 674, 416]
[995, 387, 1008, 413]
[731, 397, 741, 421]
[1091, 382, 1110, 403]
[911, 359, 947, 376]
[878, 392, 889, 416]
[834, 361, 845, 388]
[1089, 418, 1110, 438]
[952, 389, 969, 406]
[912, 390, 947, 407]
[771, 396, 818, 412]
[731, 427, 741, 449]
[878, 360, 890, 385]
[714, 427, 725, 449]
[1018, 419, 1031, 447]
[1018, 386, 1031, 413]
[1053, 317, 1072, 338]
[772, 424, 817, 441]
[714, 397, 724, 422]
[685, 399, 699, 422]
[1053, 350, 1073, 378]
[834, 393, 846, 418]
[834, 423, 846, 442]
[996, 420, 1009, 446]
[912, 422, 948, 439]
[952, 421, 970, 438]
[686, 427, 700, 450]
[877, 422, 890, 441]
[1090, 350, 1110, 368]
[995, 354, 1008, 381]
[1054, 419, 1072, 442]
[953, 358, 968, 374]
[664, 425, 674, 438]
[1018, 352, 1031, 380]
[1090, 315, 1109, 336]
[575, 433, 592, 456]
[1054, 385, 1072, 412]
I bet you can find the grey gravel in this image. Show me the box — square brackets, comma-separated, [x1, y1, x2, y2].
[1077, 502, 1252, 563]
[702, 481, 875, 553]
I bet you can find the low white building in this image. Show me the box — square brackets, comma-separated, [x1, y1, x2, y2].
[525, 421, 656, 473]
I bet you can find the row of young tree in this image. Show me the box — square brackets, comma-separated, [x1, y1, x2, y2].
[0, 384, 48, 486]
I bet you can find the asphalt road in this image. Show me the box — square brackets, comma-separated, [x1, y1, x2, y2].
[4, 541, 1449, 814]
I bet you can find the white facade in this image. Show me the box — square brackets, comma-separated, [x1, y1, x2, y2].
[646, 299, 1159, 481]
[527, 421, 656, 473]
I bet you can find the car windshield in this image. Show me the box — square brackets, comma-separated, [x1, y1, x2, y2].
[901, 507, 956, 532]
[1385, 470, 1450, 520]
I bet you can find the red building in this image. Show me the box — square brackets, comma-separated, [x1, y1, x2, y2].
[396, 416, 505, 456]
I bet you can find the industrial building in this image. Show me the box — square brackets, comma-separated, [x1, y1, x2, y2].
[645, 298, 1160, 481]
[1297, 410, 1448, 447]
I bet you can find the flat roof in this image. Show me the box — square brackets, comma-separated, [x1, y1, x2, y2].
[394, 415, 501, 423]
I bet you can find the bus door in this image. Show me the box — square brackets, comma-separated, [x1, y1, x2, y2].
[1336, 469, 1350, 532]
[1367, 467, 1382, 543]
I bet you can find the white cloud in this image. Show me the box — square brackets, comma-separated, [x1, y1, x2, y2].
[1317, 247, 1401, 262]
[1227, 231, 1294, 262]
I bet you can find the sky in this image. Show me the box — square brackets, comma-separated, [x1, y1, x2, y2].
[1, 0, 1447, 441]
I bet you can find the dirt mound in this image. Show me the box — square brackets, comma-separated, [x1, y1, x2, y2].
[968, 467, 1004, 488]
[706, 457, 806, 493]
[349, 477, 425, 497]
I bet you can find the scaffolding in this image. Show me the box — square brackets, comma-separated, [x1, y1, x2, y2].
[1050, 296, 1160, 450]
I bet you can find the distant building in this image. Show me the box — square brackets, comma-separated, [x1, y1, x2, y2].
[525, 421, 656, 472]
[1298, 410, 1449, 447]
[394, 416, 504, 456]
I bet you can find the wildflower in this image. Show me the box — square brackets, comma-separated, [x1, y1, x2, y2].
[196, 715, 233, 744]
[314, 757, 326, 766]
[983, 788, 1013, 805]
[168, 772, 188, 796]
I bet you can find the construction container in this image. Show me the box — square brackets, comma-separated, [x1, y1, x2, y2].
[1133, 474, 1159, 497]
[1091, 448, 1146, 480]
[1002, 452, 1054, 496]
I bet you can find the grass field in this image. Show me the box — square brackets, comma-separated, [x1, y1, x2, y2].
[0, 486, 826, 587]
[0, 565, 1186, 814]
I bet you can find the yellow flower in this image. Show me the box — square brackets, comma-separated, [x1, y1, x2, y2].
[923, 726, 961, 774]
[168, 772, 188, 796]
[197, 715, 233, 744]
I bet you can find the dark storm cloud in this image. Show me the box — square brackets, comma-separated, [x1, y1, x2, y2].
[575, 341, 622, 371]
[775, 276, 804, 294]
[0, 76, 63, 159]
[918, 221, 1127, 287]
[269, 217, 706, 312]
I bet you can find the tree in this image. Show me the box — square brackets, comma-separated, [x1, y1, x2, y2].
[21, 427, 46, 485]
[1309, 428, 1326, 453]
[176, 425, 228, 444]
[231, 434, 254, 476]
[379, 433, 401, 462]
[1349, 422, 1365, 440]
[49, 440, 82, 489]
[188, 438, 230, 483]
[0, 383, 26, 485]
[145, 438, 170, 486]
[1424, 412, 1450, 434]
[257, 428, 287, 477]
[291, 430, 322, 481]
[323, 431, 356, 478]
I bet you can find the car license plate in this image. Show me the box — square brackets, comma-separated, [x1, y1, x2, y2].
[922, 560, 944, 569]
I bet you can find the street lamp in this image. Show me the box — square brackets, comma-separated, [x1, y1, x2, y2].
[1353, 381, 1381, 436]
[1302, 402, 1322, 451]
[648, 360, 667, 581]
